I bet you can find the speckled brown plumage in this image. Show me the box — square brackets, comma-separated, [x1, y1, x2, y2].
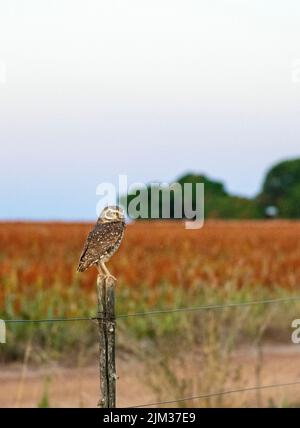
[77, 206, 125, 275]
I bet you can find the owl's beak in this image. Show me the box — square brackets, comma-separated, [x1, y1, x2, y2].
[115, 210, 125, 220]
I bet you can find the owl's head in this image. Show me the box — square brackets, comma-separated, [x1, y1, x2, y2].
[100, 206, 125, 223]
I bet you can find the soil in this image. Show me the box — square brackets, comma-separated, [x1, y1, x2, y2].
[1, 344, 300, 408]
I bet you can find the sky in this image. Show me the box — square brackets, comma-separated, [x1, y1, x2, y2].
[0, 0, 300, 220]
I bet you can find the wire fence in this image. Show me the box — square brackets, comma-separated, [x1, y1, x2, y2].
[2, 294, 300, 408]
[129, 381, 300, 408]
[3, 295, 300, 323]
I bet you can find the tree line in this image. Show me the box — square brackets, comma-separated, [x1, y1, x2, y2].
[124, 158, 300, 219]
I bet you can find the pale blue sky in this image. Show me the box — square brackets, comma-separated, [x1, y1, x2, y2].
[0, 0, 300, 219]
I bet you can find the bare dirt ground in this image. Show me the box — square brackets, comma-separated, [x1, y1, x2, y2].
[1, 344, 300, 408]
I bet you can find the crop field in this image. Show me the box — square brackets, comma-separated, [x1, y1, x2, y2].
[1, 221, 300, 407]
[1, 220, 300, 343]
[1, 220, 300, 316]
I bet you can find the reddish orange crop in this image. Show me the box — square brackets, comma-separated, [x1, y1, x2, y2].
[0, 221, 300, 311]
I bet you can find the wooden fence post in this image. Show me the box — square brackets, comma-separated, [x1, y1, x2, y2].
[97, 275, 116, 408]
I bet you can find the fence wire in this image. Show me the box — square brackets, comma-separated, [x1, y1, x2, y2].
[128, 380, 300, 408]
[116, 295, 300, 319]
[4, 316, 92, 324]
[3, 295, 300, 324]
[2, 295, 300, 408]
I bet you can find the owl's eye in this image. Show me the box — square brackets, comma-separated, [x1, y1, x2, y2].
[105, 210, 113, 219]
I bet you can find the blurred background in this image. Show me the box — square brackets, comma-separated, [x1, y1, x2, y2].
[1, 0, 300, 408]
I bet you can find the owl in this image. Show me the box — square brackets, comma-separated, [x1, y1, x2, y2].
[77, 206, 126, 278]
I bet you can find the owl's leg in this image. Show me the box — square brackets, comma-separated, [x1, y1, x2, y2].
[100, 261, 116, 281]
[96, 263, 104, 277]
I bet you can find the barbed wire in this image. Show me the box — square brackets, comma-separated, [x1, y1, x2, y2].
[2, 295, 300, 324]
[129, 380, 300, 408]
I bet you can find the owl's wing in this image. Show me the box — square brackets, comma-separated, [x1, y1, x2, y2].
[77, 221, 124, 272]
[78, 230, 93, 264]
[77, 229, 97, 272]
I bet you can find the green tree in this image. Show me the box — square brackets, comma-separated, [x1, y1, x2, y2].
[260, 158, 300, 218]
[123, 172, 263, 220]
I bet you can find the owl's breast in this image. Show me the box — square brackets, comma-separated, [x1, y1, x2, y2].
[100, 227, 125, 262]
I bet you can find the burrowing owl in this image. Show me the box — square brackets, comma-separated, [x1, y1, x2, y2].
[77, 206, 125, 278]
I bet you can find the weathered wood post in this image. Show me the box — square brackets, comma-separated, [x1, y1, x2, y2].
[97, 275, 116, 408]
